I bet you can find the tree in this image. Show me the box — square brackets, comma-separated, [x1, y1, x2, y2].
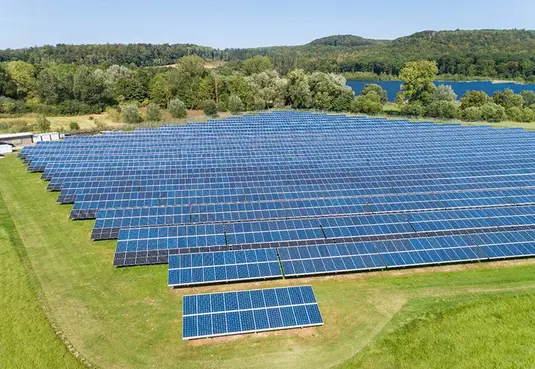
[5, 61, 36, 98]
[146, 103, 162, 121]
[34, 114, 51, 132]
[425, 100, 458, 118]
[460, 90, 489, 110]
[400, 102, 425, 117]
[520, 90, 535, 108]
[175, 55, 206, 78]
[203, 99, 218, 117]
[362, 84, 388, 104]
[492, 88, 524, 109]
[434, 84, 457, 102]
[121, 104, 143, 123]
[114, 77, 146, 102]
[228, 95, 244, 114]
[69, 121, 80, 131]
[73, 66, 111, 107]
[480, 103, 506, 122]
[242, 56, 274, 75]
[149, 75, 171, 107]
[350, 91, 383, 114]
[286, 69, 311, 108]
[398, 61, 438, 104]
[168, 99, 187, 118]
[462, 107, 482, 121]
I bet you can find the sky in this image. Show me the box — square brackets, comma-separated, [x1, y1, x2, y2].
[0, 0, 534, 49]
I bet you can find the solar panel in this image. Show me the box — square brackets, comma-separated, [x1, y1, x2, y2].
[182, 286, 323, 339]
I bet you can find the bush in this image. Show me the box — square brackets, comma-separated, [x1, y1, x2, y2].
[0, 119, 32, 133]
[481, 103, 506, 122]
[433, 85, 457, 102]
[523, 108, 535, 122]
[228, 95, 244, 114]
[168, 99, 187, 118]
[34, 114, 51, 132]
[400, 102, 424, 117]
[350, 92, 383, 114]
[121, 104, 143, 123]
[425, 100, 458, 119]
[93, 118, 108, 131]
[462, 106, 482, 121]
[203, 100, 218, 117]
[105, 107, 122, 122]
[146, 103, 162, 121]
[69, 121, 80, 131]
[460, 90, 489, 110]
[362, 84, 388, 104]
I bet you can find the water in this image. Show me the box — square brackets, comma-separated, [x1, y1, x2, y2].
[346, 80, 535, 102]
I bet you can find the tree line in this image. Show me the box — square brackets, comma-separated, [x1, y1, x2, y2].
[2, 30, 535, 81]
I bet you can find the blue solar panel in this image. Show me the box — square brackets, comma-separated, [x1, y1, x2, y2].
[182, 286, 323, 339]
[168, 249, 282, 286]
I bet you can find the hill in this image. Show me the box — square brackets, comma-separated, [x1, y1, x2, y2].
[1, 29, 535, 80]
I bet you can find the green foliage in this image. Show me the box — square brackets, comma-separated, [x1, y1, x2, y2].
[480, 103, 506, 122]
[5, 61, 36, 98]
[149, 75, 171, 107]
[400, 102, 425, 117]
[145, 103, 162, 121]
[121, 104, 143, 123]
[286, 69, 312, 108]
[462, 106, 482, 121]
[72, 66, 110, 108]
[105, 107, 122, 122]
[34, 114, 51, 132]
[520, 90, 535, 108]
[228, 95, 244, 114]
[398, 61, 438, 104]
[506, 107, 535, 122]
[350, 91, 383, 114]
[242, 56, 274, 75]
[69, 121, 80, 131]
[362, 84, 388, 104]
[433, 84, 457, 102]
[492, 88, 524, 109]
[460, 90, 490, 110]
[425, 100, 458, 119]
[167, 99, 187, 118]
[56, 100, 101, 115]
[202, 99, 218, 117]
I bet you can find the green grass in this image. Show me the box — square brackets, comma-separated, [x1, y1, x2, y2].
[2, 154, 535, 368]
[0, 164, 85, 368]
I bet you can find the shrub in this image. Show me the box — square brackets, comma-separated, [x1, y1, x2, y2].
[146, 103, 162, 121]
[350, 92, 383, 115]
[105, 107, 122, 122]
[433, 85, 457, 102]
[400, 102, 424, 117]
[121, 104, 143, 124]
[168, 99, 188, 118]
[480, 103, 506, 122]
[523, 108, 535, 122]
[93, 118, 108, 131]
[34, 114, 51, 132]
[460, 90, 489, 110]
[203, 100, 218, 117]
[425, 100, 458, 119]
[228, 95, 244, 114]
[506, 106, 524, 122]
[69, 121, 80, 131]
[462, 106, 482, 121]
[362, 84, 388, 104]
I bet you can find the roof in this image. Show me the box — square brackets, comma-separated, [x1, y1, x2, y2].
[0, 132, 33, 140]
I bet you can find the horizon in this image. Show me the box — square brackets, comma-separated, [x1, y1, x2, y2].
[2, 0, 534, 49]
[0, 28, 533, 51]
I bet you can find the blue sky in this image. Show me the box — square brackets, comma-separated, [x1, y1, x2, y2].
[0, 0, 533, 49]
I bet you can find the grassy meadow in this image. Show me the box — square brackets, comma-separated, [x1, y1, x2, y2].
[2, 153, 535, 368]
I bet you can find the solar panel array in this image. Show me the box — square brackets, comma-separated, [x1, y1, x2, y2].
[182, 286, 323, 339]
[20, 111, 535, 287]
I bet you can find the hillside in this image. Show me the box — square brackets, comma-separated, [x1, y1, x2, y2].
[1, 29, 535, 80]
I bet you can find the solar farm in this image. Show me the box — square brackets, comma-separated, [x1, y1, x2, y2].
[14, 110, 535, 346]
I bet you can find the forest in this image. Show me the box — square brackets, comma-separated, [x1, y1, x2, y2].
[1, 29, 535, 80]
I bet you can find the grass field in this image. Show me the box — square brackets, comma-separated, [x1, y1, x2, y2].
[2, 154, 535, 368]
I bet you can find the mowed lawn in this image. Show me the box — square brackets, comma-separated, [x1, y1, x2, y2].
[2, 154, 535, 368]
